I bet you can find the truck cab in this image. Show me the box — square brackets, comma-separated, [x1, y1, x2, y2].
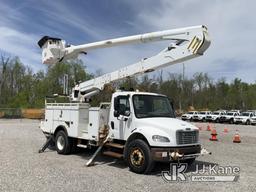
[109, 91, 201, 173]
[110, 91, 199, 144]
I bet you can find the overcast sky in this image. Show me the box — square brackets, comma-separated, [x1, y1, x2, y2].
[0, 0, 255, 82]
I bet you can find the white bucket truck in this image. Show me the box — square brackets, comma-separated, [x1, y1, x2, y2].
[38, 25, 211, 174]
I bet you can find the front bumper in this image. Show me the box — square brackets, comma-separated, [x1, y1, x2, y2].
[220, 118, 229, 122]
[151, 145, 203, 162]
[181, 116, 189, 120]
[234, 120, 242, 123]
[251, 120, 256, 124]
[234, 119, 247, 124]
[193, 117, 203, 121]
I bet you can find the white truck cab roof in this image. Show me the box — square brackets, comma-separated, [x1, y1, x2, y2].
[113, 91, 167, 97]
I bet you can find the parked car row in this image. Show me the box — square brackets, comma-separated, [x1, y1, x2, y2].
[181, 110, 256, 125]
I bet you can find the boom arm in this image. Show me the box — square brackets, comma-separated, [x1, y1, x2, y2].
[38, 25, 210, 101]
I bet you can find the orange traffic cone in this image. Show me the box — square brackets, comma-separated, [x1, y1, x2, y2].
[223, 127, 228, 133]
[210, 129, 218, 141]
[233, 131, 241, 143]
[207, 124, 211, 131]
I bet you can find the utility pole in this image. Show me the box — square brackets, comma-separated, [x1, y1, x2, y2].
[179, 63, 185, 112]
[63, 74, 69, 95]
[182, 63, 185, 82]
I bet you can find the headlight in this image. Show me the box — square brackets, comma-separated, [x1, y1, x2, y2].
[152, 135, 170, 142]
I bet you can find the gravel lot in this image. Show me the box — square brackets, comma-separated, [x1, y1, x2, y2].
[0, 119, 255, 192]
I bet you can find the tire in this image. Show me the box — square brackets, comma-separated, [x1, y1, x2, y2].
[216, 118, 219, 123]
[230, 118, 234, 124]
[70, 138, 78, 153]
[55, 130, 71, 155]
[126, 139, 154, 174]
[246, 120, 250, 125]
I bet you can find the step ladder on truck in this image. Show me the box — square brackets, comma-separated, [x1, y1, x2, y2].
[38, 25, 211, 174]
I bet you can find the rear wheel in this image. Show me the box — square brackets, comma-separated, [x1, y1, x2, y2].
[55, 130, 71, 154]
[126, 139, 154, 174]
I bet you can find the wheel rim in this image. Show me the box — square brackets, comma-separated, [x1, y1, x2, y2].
[130, 147, 145, 167]
[57, 135, 65, 151]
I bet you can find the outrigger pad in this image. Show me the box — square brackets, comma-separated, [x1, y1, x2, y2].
[38, 135, 55, 153]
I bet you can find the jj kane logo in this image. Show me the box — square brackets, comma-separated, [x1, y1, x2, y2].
[162, 163, 240, 182]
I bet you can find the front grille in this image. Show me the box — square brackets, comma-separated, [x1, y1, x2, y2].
[206, 116, 211, 118]
[176, 130, 199, 145]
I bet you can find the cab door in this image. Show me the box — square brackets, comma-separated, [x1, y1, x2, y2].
[109, 95, 131, 140]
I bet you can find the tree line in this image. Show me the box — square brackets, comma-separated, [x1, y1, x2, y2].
[0, 55, 92, 108]
[1, 55, 256, 111]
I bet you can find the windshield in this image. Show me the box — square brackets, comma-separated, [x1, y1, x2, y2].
[213, 112, 220, 115]
[132, 95, 175, 118]
[241, 112, 250, 116]
[227, 113, 234, 115]
[188, 112, 194, 114]
[199, 112, 206, 115]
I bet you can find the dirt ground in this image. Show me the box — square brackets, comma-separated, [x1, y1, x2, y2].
[0, 119, 255, 192]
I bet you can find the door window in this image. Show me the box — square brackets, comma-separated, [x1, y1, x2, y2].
[117, 96, 130, 115]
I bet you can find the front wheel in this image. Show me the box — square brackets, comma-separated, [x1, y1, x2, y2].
[55, 130, 71, 155]
[246, 120, 250, 125]
[126, 139, 154, 174]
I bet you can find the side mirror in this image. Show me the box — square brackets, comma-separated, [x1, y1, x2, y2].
[114, 110, 120, 117]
